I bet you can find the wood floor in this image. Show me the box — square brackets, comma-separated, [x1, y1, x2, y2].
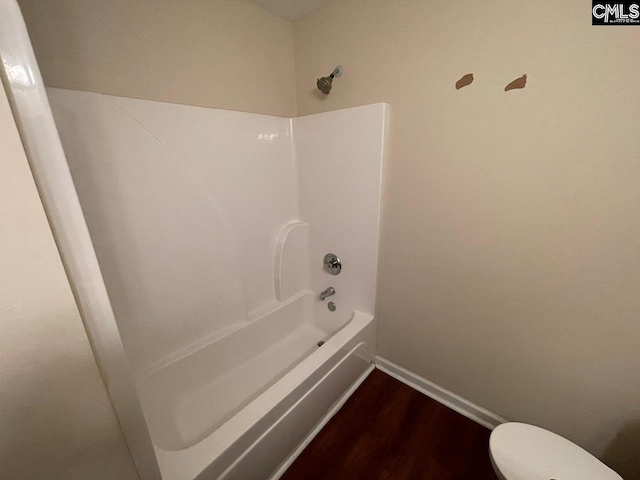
[281, 369, 499, 480]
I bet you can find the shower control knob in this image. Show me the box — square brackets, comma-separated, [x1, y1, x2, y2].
[323, 253, 342, 275]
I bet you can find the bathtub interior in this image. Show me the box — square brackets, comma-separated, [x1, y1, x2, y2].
[48, 88, 386, 468]
[137, 292, 339, 452]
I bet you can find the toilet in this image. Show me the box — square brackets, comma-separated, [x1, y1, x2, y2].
[489, 423, 623, 480]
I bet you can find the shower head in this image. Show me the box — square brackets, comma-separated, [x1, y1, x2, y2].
[317, 76, 333, 95]
[316, 65, 342, 95]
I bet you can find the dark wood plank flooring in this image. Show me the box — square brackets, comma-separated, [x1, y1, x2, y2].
[281, 369, 499, 480]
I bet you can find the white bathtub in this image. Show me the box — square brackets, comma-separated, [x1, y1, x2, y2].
[137, 293, 376, 480]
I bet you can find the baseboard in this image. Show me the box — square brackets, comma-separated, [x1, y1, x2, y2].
[375, 356, 506, 430]
[269, 363, 375, 479]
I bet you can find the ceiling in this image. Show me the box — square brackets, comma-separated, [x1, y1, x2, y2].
[249, 0, 328, 21]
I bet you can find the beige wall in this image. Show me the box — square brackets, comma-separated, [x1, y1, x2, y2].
[295, 0, 640, 477]
[0, 85, 139, 479]
[17, 0, 297, 117]
[10, 0, 640, 477]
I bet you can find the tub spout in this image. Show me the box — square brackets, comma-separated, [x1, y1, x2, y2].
[319, 287, 335, 301]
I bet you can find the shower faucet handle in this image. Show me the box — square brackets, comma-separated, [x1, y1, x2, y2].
[323, 253, 342, 275]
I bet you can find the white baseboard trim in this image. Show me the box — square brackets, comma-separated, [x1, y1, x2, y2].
[375, 356, 506, 430]
[269, 363, 375, 480]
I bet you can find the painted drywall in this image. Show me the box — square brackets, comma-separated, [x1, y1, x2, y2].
[295, 0, 640, 477]
[0, 84, 138, 478]
[17, 0, 297, 117]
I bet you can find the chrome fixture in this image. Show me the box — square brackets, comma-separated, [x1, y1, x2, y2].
[323, 253, 342, 275]
[319, 286, 335, 301]
[327, 301, 336, 312]
[317, 65, 343, 95]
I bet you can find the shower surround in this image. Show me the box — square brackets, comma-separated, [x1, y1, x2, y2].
[46, 88, 387, 479]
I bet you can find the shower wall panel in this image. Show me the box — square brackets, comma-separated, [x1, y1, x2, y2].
[48, 88, 301, 377]
[293, 104, 387, 334]
[49, 88, 387, 387]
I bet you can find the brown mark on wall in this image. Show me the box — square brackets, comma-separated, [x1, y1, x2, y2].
[505, 74, 527, 92]
[455, 73, 474, 90]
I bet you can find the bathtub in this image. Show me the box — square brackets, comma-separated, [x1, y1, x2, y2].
[136, 292, 376, 480]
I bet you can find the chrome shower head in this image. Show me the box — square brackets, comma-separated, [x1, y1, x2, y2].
[316, 65, 342, 95]
[317, 76, 333, 94]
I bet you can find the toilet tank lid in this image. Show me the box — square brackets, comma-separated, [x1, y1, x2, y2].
[489, 422, 622, 480]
